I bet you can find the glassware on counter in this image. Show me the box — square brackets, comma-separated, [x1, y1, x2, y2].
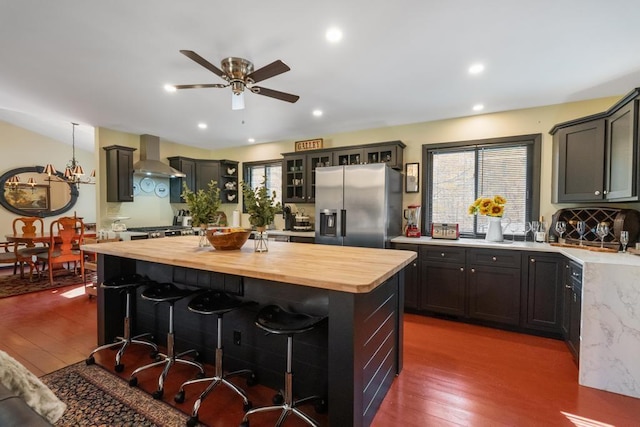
[555, 221, 567, 242]
[620, 230, 629, 253]
[576, 221, 587, 246]
[596, 222, 609, 249]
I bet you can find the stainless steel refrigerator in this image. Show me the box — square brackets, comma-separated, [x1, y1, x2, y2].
[315, 163, 402, 248]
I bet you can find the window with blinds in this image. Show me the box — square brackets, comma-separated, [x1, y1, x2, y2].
[425, 135, 540, 239]
[242, 160, 283, 212]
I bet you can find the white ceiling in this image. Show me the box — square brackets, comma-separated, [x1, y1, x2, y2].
[2, 0, 640, 152]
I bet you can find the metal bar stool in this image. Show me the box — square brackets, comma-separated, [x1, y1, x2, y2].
[85, 274, 158, 372]
[174, 290, 256, 427]
[128, 282, 205, 399]
[241, 305, 326, 427]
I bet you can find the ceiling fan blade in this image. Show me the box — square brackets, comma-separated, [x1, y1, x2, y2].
[174, 83, 227, 89]
[179, 50, 226, 78]
[251, 86, 300, 103]
[247, 60, 290, 83]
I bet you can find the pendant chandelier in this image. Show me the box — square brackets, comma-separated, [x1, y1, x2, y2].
[43, 122, 95, 187]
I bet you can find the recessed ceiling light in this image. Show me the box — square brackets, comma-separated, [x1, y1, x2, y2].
[468, 63, 485, 75]
[472, 104, 484, 111]
[312, 109, 323, 117]
[198, 123, 207, 129]
[164, 84, 177, 92]
[326, 27, 343, 43]
[248, 138, 255, 143]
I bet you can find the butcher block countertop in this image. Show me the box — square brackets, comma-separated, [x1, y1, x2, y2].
[82, 235, 416, 293]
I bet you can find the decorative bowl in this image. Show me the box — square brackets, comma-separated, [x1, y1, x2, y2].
[205, 228, 252, 250]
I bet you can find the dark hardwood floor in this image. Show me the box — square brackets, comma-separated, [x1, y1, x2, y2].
[1, 272, 639, 426]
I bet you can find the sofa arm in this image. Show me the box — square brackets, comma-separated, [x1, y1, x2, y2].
[0, 383, 52, 426]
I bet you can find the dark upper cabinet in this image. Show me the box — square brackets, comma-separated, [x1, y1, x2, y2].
[168, 157, 196, 203]
[195, 160, 219, 193]
[522, 253, 564, 334]
[605, 100, 638, 201]
[551, 88, 640, 203]
[104, 145, 136, 202]
[168, 157, 237, 204]
[282, 140, 405, 204]
[554, 119, 606, 202]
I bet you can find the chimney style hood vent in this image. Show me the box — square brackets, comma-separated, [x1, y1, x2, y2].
[133, 134, 185, 178]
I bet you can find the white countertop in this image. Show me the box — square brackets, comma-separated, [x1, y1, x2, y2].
[391, 236, 640, 267]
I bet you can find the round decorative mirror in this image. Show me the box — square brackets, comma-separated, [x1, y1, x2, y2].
[0, 166, 78, 217]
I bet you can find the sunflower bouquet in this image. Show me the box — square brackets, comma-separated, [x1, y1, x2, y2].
[468, 195, 506, 217]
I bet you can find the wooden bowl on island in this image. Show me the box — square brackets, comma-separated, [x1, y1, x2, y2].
[205, 228, 252, 250]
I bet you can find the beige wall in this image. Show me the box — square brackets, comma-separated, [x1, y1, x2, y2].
[4, 94, 637, 237]
[0, 120, 96, 238]
[211, 95, 640, 227]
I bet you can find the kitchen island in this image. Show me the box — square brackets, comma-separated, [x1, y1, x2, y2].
[392, 236, 640, 400]
[83, 236, 416, 427]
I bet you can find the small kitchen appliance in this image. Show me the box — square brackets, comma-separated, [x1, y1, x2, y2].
[403, 204, 421, 237]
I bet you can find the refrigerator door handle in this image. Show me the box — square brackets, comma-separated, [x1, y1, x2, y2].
[340, 209, 347, 237]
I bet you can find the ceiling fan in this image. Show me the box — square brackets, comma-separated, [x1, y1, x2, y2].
[172, 50, 300, 110]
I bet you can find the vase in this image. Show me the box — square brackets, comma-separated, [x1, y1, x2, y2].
[198, 225, 209, 247]
[485, 216, 504, 242]
[254, 227, 268, 253]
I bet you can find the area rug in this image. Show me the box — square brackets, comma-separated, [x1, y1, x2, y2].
[0, 271, 93, 299]
[41, 362, 188, 426]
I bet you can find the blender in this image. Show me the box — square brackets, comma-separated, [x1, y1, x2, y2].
[403, 204, 421, 237]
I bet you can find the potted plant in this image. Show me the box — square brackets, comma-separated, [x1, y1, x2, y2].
[241, 179, 282, 252]
[181, 180, 221, 246]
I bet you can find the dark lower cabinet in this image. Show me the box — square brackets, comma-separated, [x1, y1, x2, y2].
[468, 265, 520, 325]
[522, 253, 564, 335]
[563, 260, 582, 362]
[393, 244, 419, 310]
[421, 261, 466, 316]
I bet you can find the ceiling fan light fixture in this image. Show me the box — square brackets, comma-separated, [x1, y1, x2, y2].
[232, 91, 245, 110]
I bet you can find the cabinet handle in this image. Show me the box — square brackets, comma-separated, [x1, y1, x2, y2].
[441, 253, 445, 257]
[594, 190, 601, 196]
[530, 258, 536, 263]
[573, 293, 577, 303]
[603, 190, 608, 195]
[492, 256, 497, 262]
[412, 262, 417, 267]
[460, 267, 465, 272]
[572, 272, 580, 277]
[470, 268, 475, 273]
[565, 284, 572, 289]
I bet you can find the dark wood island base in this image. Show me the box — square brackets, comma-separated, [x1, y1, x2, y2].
[85, 237, 415, 426]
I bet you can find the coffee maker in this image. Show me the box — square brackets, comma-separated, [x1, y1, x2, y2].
[403, 204, 421, 237]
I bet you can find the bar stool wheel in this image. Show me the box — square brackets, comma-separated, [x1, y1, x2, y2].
[85, 356, 95, 366]
[314, 398, 328, 414]
[246, 372, 258, 386]
[129, 377, 138, 387]
[187, 416, 199, 427]
[174, 390, 185, 403]
[239, 421, 249, 427]
[272, 392, 284, 405]
[115, 363, 124, 373]
[152, 389, 163, 400]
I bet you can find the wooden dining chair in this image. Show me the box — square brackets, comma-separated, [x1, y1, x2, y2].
[36, 216, 85, 286]
[0, 241, 21, 274]
[12, 216, 48, 281]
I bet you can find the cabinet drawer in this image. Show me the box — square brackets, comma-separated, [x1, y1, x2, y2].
[420, 246, 465, 263]
[468, 249, 521, 269]
[568, 261, 583, 288]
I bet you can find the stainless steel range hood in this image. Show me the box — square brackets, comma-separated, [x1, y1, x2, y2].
[133, 134, 185, 178]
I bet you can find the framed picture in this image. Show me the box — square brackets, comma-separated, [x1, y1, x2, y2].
[3, 184, 50, 211]
[405, 163, 419, 193]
